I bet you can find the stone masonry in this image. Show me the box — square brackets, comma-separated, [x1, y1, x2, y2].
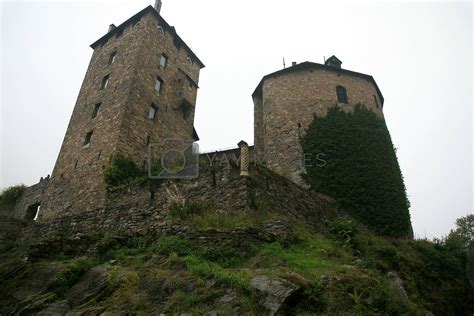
[253, 58, 385, 185]
[40, 6, 204, 220]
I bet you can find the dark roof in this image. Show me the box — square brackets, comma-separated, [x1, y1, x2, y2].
[326, 55, 342, 64]
[252, 61, 384, 105]
[90, 6, 205, 69]
[193, 127, 199, 141]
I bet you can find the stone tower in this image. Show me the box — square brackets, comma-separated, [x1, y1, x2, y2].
[40, 5, 204, 219]
[252, 56, 384, 184]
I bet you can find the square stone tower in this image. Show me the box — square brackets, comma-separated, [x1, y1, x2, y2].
[40, 5, 204, 220]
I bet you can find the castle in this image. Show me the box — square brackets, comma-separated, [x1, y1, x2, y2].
[8, 2, 386, 223]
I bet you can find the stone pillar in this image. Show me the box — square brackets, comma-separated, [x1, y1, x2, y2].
[238, 140, 249, 177]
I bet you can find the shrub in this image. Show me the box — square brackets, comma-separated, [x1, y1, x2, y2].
[103, 154, 143, 188]
[0, 184, 26, 210]
[151, 236, 193, 256]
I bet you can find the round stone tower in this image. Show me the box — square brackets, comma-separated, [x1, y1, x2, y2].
[252, 56, 384, 185]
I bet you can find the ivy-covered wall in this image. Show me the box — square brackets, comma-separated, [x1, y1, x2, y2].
[301, 105, 412, 238]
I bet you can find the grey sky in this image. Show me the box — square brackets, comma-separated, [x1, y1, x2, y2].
[1, 0, 472, 238]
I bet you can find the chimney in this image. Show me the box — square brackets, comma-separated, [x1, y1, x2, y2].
[108, 24, 116, 32]
[292, 61, 297, 66]
[154, 0, 162, 14]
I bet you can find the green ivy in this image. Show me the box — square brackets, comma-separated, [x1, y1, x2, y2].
[301, 105, 412, 238]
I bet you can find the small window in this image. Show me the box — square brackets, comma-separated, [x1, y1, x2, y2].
[116, 28, 123, 38]
[154, 77, 163, 92]
[108, 51, 117, 65]
[160, 54, 168, 68]
[186, 56, 193, 65]
[84, 131, 93, 146]
[100, 74, 110, 90]
[157, 24, 164, 35]
[148, 104, 158, 120]
[336, 85, 348, 104]
[146, 135, 150, 146]
[373, 95, 379, 108]
[91, 102, 101, 119]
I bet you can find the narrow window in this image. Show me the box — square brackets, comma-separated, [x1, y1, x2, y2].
[108, 51, 117, 65]
[186, 56, 193, 65]
[160, 54, 168, 68]
[373, 95, 379, 108]
[84, 131, 93, 146]
[157, 24, 165, 35]
[100, 75, 110, 90]
[146, 135, 151, 146]
[336, 85, 348, 104]
[74, 160, 78, 169]
[91, 102, 101, 118]
[154, 77, 163, 92]
[148, 104, 158, 120]
[116, 28, 123, 38]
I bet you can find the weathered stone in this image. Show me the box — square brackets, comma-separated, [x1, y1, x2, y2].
[250, 275, 300, 315]
[386, 271, 408, 299]
[68, 266, 109, 307]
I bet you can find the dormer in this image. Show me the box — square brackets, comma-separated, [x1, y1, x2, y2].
[325, 55, 342, 69]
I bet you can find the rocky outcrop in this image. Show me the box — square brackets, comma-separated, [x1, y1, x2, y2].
[250, 275, 300, 315]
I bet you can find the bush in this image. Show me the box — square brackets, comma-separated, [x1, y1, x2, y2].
[0, 184, 26, 209]
[103, 154, 143, 188]
[301, 105, 412, 238]
[151, 236, 193, 256]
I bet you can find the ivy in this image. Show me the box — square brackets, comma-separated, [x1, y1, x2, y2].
[301, 104, 412, 238]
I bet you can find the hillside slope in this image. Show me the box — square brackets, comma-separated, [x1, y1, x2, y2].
[1, 209, 472, 315]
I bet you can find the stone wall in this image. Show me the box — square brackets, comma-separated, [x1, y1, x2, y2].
[40, 7, 204, 220]
[13, 177, 49, 221]
[19, 164, 339, 240]
[253, 62, 384, 185]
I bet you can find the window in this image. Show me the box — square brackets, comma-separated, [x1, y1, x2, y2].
[336, 85, 348, 104]
[100, 75, 110, 90]
[160, 54, 168, 68]
[146, 135, 151, 146]
[84, 131, 93, 146]
[186, 56, 193, 65]
[157, 24, 164, 35]
[108, 51, 117, 65]
[148, 104, 158, 120]
[373, 95, 379, 108]
[116, 28, 123, 38]
[154, 77, 163, 92]
[91, 103, 101, 118]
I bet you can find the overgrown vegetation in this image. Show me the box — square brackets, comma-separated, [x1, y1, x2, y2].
[0, 184, 26, 211]
[102, 153, 161, 191]
[301, 104, 412, 238]
[1, 204, 472, 314]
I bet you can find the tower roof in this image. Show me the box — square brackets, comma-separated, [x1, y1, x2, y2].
[252, 61, 384, 106]
[90, 6, 205, 69]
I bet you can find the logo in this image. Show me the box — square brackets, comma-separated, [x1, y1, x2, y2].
[148, 139, 199, 179]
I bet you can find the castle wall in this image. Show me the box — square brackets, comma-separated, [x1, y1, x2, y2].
[13, 177, 50, 220]
[255, 66, 384, 185]
[19, 165, 339, 239]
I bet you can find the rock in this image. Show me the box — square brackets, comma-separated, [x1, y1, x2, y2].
[37, 300, 71, 315]
[67, 266, 109, 307]
[250, 275, 299, 315]
[386, 271, 408, 299]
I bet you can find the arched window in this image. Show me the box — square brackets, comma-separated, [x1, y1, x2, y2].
[336, 85, 348, 104]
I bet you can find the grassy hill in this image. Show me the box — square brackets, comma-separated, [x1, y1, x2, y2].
[1, 207, 471, 315]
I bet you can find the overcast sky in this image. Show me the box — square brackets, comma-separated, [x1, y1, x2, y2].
[1, 0, 472, 238]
